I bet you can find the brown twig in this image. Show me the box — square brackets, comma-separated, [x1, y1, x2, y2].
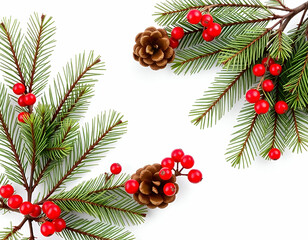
[28, 220, 35, 240]
[2, 218, 27, 240]
[28, 121, 37, 202]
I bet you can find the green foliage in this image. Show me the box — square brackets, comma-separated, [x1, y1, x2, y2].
[0, 223, 22, 240]
[59, 214, 134, 240]
[190, 66, 257, 128]
[50, 174, 147, 226]
[268, 30, 293, 61]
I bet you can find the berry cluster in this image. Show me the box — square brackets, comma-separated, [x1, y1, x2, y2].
[12, 83, 37, 123]
[124, 149, 203, 197]
[0, 184, 65, 237]
[169, 10, 222, 49]
[245, 57, 287, 160]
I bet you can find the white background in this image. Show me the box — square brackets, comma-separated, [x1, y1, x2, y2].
[0, 0, 308, 239]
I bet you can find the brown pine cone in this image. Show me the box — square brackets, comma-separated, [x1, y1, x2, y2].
[133, 27, 175, 70]
[131, 163, 179, 209]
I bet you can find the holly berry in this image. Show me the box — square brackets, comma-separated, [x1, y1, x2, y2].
[169, 37, 179, 49]
[252, 64, 266, 77]
[19, 201, 34, 215]
[110, 163, 122, 175]
[24, 93, 36, 105]
[46, 204, 62, 219]
[18, 95, 27, 107]
[159, 167, 173, 180]
[42, 201, 54, 214]
[52, 218, 66, 232]
[254, 100, 270, 114]
[245, 89, 260, 103]
[161, 158, 175, 170]
[7, 195, 23, 209]
[262, 79, 275, 92]
[202, 29, 214, 42]
[18, 112, 30, 123]
[41, 222, 55, 237]
[125, 179, 139, 194]
[269, 148, 281, 160]
[29, 204, 42, 218]
[207, 23, 222, 37]
[163, 183, 176, 196]
[201, 14, 214, 27]
[188, 169, 203, 183]
[269, 63, 282, 76]
[261, 57, 275, 68]
[181, 155, 195, 169]
[187, 9, 202, 24]
[171, 149, 185, 162]
[13, 83, 26, 95]
[171, 27, 185, 40]
[275, 101, 288, 114]
[0, 184, 14, 198]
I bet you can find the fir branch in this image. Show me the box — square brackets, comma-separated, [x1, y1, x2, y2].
[190, 66, 256, 128]
[268, 30, 293, 61]
[0, 219, 26, 240]
[39, 111, 127, 202]
[0, 19, 25, 86]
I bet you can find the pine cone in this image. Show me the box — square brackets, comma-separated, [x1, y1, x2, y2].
[131, 163, 179, 209]
[133, 27, 175, 70]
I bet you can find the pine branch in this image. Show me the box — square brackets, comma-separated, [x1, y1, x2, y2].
[0, 19, 25, 87]
[0, 219, 26, 240]
[190, 66, 257, 128]
[268, 29, 293, 61]
[39, 111, 127, 202]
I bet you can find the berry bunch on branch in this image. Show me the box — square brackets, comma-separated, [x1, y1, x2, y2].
[0, 14, 147, 239]
[154, 0, 308, 167]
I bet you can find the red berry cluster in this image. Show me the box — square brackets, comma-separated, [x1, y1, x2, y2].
[124, 149, 203, 197]
[12, 83, 37, 123]
[0, 184, 66, 237]
[245, 57, 287, 160]
[169, 10, 221, 49]
[40, 201, 66, 237]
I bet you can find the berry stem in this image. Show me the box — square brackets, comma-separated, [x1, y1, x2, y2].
[28, 220, 35, 240]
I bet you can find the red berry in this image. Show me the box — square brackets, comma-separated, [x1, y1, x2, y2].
[171, 149, 185, 162]
[187, 9, 202, 24]
[41, 222, 55, 237]
[269, 148, 281, 160]
[201, 14, 214, 27]
[0, 184, 14, 198]
[253, 64, 266, 77]
[202, 29, 214, 42]
[18, 112, 30, 123]
[262, 79, 275, 92]
[159, 167, 173, 180]
[269, 63, 282, 76]
[181, 155, 195, 169]
[171, 27, 185, 40]
[18, 95, 27, 107]
[110, 163, 122, 175]
[52, 218, 66, 232]
[29, 204, 42, 218]
[254, 100, 270, 114]
[169, 37, 179, 49]
[24, 93, 36, 105]
[7, 195, 23, 209]
[161, 158, 175, 170]
[19, 201, 34, 215]
[261, 57, 275, 68]
[246, 89, 260, 103]
[125, 179, 139, 194]
[42, 201, 54, 214]
[207, 23, 222, 37]
[163, 183, 176, 196]
[275, 101, 288, 114]
[13, 83, 26, 95]
[46, 204, 61, 219]
[188, 169, 203, 183]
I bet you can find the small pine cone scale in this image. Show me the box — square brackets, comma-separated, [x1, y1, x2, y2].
[131, 163, 179, 209]
[133, 27, 175, 70]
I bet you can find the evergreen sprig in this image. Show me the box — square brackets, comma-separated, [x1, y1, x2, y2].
[0, 14, 146, 239]
[155, 0, 308, 167]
